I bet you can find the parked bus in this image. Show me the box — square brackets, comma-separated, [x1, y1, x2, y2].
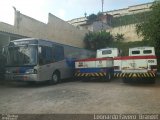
[5, 38, 95, 83]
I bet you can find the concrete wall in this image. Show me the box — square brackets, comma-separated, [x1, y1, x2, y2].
[0, 9, 87, 48]
[107, 24, 142, 42]
[0, 34, 10, 48]
[106, 2, 152, 17]
[47, 13, 86, 47]
[14, 11, 48, 39]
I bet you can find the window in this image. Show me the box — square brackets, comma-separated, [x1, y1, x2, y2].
[45, 47, 53, 63]
[53, 45, 64, 62]
[143, 50, 152, 54]
[39, 46, 53, 65]
[102, 50, 112, 55]
[7, 46, 37, 66]
[132, 50, 140, 55]
[39, 45, 64, 65]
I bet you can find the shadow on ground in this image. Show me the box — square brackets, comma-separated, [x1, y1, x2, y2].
[0, 78, 77, 88]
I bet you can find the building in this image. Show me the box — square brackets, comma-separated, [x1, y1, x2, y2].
[68, 2, 152, 31]
[68, 2, 152, 42]
[106, 2, 152, 17]
[0, 8, 87, 51]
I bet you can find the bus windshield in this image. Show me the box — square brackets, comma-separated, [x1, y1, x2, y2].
[6, 45, 37, 66]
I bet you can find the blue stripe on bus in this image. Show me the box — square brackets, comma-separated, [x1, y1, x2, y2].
[16, 67, 33, 74]
[79, 68, 113, 73]
[66, 58, 76, 68]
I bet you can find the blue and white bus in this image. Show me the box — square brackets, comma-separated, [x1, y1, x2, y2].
[5, 38, 95, 83]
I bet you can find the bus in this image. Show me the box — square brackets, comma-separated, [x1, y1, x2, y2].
[5, 38, 95, 83]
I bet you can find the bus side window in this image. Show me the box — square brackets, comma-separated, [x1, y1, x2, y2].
[53, 45, 64, 62]
[45, 47, 53, 63]
[132, 50, 140, 55]
[39, 46, 54, 65]
[143, 50, 152, 54]
[102, 50, 112, 55]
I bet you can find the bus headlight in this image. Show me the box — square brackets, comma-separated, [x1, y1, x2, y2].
[25, 69, 37, 74]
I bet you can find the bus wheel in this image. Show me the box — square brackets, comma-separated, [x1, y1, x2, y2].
[123, 78, 128, 83]
[148, 77, 156, 84]
[51, 72, 60, 84]
[27, 81, 37, 85]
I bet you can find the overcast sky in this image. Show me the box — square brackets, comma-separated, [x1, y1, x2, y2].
[0, 0, 154, 25]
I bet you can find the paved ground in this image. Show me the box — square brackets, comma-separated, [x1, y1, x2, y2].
[0, 78, 160, 114]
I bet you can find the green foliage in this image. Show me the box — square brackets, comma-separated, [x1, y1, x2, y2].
[84, 31, 113, 50]
[111, 11, 151, 27]
[86, 9, 151, 27]
[97, 12, 103, 17]
[136, 0, 160, 55]
[108, 40, 154, 56]
[87, 12, 103, 24]
[114, 33, 125, 41]
[87, 14, 98, 24]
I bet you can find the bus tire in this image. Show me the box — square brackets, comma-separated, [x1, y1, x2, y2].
[27, 81, 37, 85]
[148, 77, 156, 84]
[51, 72, 60, 84]
[123, 78, 128, 83]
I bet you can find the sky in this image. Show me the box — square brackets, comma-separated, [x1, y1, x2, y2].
[0, 0, 154, 25]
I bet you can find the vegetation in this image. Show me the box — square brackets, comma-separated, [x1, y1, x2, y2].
[87, 12, 103, 24]
[87, 14, 98, 24]
[111, 11, 151, 27]
[83, 30, 154, 56]
[136, 0, 160, 56]
[135, 0, 160, 70]
[84, 1, 160, 70]
[86, 11, 151, 27]
[85, 1, 160, 53]
[84, 31, 113, 50]
[109, 41, 154, 56]
[114, 33, 124, 42]
[83, 31, 153, 55]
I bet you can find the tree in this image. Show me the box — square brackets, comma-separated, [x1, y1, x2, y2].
[136, 0, 160, 55]
[87, 14, 98, 24]
[84, 31, 113, 50]
[87, 12, 104, 24]
[114, 33, 125, 41]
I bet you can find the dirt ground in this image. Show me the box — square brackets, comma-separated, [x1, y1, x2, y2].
[0, 78, 160, 114]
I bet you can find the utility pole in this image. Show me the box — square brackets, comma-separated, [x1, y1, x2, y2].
[102, 0, 104, 13]
[101, 0, 104, 30]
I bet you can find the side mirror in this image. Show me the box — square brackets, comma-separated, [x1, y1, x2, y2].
[38, 46, 42, 54]
[119, 49, 122, 56]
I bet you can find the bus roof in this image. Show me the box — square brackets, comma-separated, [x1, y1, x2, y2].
[10, 38, 94, 52]
[129, 47, 154, 50]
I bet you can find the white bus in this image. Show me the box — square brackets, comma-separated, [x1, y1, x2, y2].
[5, 38, 95, 83]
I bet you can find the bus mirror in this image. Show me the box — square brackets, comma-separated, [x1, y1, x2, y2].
[38, 47, 42, 53]
[2, 48, 4, 54]
[2, 47, 7, 55]
[119, 49, 122, 56]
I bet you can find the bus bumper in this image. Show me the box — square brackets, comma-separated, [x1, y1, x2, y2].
[122, 72, 156, 78]
[121, 72, 156, 83]
[114, 72, 156, 78]
[5, 74, 38, 82]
